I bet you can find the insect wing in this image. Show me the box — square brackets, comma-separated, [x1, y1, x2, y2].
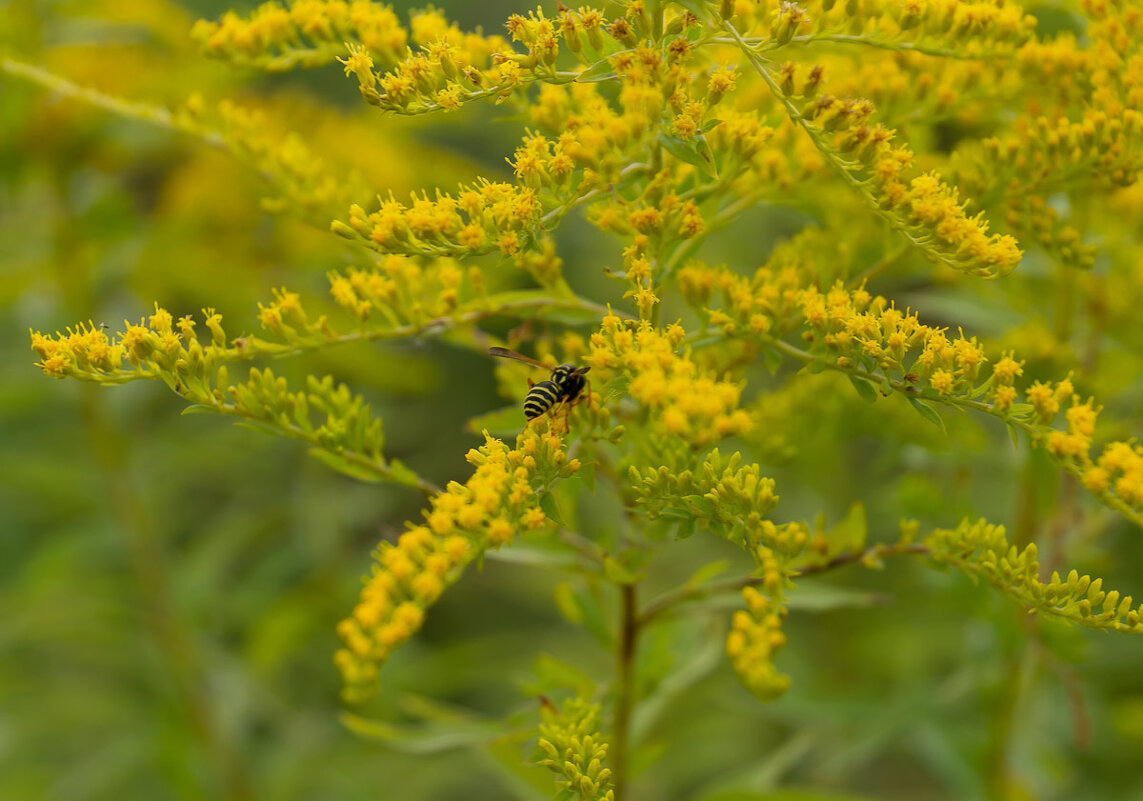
[488, 346, 549, 370]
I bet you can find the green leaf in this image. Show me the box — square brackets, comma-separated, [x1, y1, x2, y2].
[784, 579, 885, 611]
[762, 348, 783, 375]
[676, 516, 698, 540]
[577, 460, 596, 493]
[553, 581, 584, 625]
[485, 545, 581, 570]
[471, 290, 610, 325]
[307, 448, 382, 482]
[686, 559, 731, 588]
[633, 618, 726, 736]
[660, 132, 718, 178]
[481, 734, 557, 798]
[539, 492, 565, 527]
[672, 0, 713, 20]
[907, 396, 946, 433]
[575, 58, 618, 83]
[648, 507, 691, 521]
[231, 419, 282, 437]
[339, 711, 500, 753]
[682, 494, 717, 519]
[642, 517, 679, 541]
[603, 556, 639, 584]
[560, 582, 612, 646]
[180, 403, 218, 415]
[828, 502, 867, 552]
[847, 374, 878, 402]
[1007, 421, 1021, 449]
[529, 653, 596, 698]
[386, 458, 425, 489]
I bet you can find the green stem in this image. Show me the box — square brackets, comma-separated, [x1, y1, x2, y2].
[540, 161, 652, 228]
[708, 33, 1017, 60]
[659, 189, 770, 282]
[847, 243, 909, 288]
[985, 626, 1034, 801]
[80, 394, 256, 801]
[1, 58, 219, 143]
[638, 542, 930, 626]
[612, 582, 639, 801]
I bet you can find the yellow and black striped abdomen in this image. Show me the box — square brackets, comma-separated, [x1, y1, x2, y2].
[523, 380, 562, 420]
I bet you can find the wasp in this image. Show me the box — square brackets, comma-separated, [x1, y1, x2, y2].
[489, 346, 590, 425]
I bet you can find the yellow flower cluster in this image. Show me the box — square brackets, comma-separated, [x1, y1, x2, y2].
[30, 305, 237, 384]
[586, 315, 752, 448]
[593, 199, 707, 266]
[256, 288, 336, 344]
[926, 519, 1143, 632]
[683, 258, 806, 337]
[29, 306, 437, 488]
[192, 0, 408, 71]
[688, 268, 1143, 525]
[30, 322, 122, 381]
[332, 180, 543, 257]
[339, 6, 616, 115]
[799, 284, 1005, 398]
[1015, 34, 1094, 105]
[820, 51, 1020, 126]
[516, 74, 716, 279]
[524, 67, 709, 203]
[736, 0, 1035, 55]
[977, 109, 1143, 195]
[1084, 0, 1143, 62]
[973, 9, 1143, 201]
[1004, 195, 1097, 271]
[703, 111, 828, 192]
[751, 56, 1022, 277]
[340, 16, 512, 113]
[202, 98, 370, 220]
[1084, 441, 1143, 514]
[327, 256, 467, 325]
[528, 82, 651, 183]
[726, 586, 790, 700]
[536, 696, 615, 801]
[628, 449, 780, 542]
[336, 429, 579, 701]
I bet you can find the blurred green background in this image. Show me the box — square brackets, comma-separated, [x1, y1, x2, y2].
[3, 1, 1143, 800]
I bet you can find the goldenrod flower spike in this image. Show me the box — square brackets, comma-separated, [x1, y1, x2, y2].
[536, 697, 615, 801]
[336, 429, 580, 701]
[192, 0, 409, 72]
[587, 316, 751, 448]
[726, 587, 791, 700]
[926, 519, 1143, 632]
[0, 61, 370, 225]
[687, 256, 1143, 526]
[717, 9, 1027, 278]
[333, 180, 546, 258]
[719, 0, 1036, 59]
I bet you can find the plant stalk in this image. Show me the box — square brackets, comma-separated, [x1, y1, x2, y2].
[612, 582, 639, 801]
